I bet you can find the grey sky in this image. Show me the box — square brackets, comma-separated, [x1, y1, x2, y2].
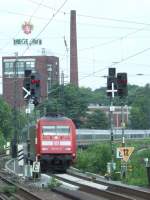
[1, 0, 150, 93]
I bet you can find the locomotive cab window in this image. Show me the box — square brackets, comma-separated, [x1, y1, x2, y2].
[42, 125, 70, 135]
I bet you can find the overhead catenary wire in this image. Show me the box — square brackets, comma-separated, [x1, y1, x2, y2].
[1, 1, 150, 89]
[2, 8, 150, 31]
[25, 0, 150, 27]
[0, 0, 44, 53]
[0, 1, 150, 56]
[21, 0, 69, 56]
[28, 0, 44, 23]
[79, 45, 150, 82]
[79, 27, 147, 52]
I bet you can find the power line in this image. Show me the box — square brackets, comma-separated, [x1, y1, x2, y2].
[77, 14, 150, 27]
[27, 0, 54, 10]
[21, 0, 69, 55]
[29, 0, 44, 22]
[79, 27, 146, 52]
[0, 0, 44, 54]
[79, 46, 150, 82]
[24, 0, 150, 27]
[0, 9, 48, 20]
[2, 8, 150, 31]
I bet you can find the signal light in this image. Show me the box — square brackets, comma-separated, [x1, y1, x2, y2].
[107, 77, 117, 97]
[23, 70, 32, 99]
[31, 88, 35, 95]
[30, 73, 40, 105]
[117, 73, 128, 98]
[108, 68, 116, 77]
[107, 68, 117, 97]
[31, 79, 40, 84]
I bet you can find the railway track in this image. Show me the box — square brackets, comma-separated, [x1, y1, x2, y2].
[0, 153, 7, 158]
[50, 169, 150, 200]
[0, 173, 45, 200]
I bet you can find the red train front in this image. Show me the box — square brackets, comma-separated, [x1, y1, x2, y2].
[36, 116, 76, 171]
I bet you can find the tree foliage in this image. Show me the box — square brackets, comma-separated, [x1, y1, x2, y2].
[0, 97, 28, 140]
[75, 144, 111, 174]
[129, 84, 150, 129]
[0, 98, 14, 139]
[38, 84, 90, 127]
[83, 110, 109, 129]
[36, 83, 150, 129]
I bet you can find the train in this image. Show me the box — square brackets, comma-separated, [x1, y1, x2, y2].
[77, 129, 150, 146]
[21, 115, 77, 172]
[20, 115, 150, 172]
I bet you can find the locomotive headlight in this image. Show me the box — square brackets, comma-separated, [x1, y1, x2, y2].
[65, 147, 71, 151]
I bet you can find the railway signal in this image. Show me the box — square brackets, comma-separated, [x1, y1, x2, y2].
[107, 68, 117, 97]
[22, 87, 30, 99]
[117, 73, 128, 98]
[107, 82, 117, 98]
[23, 70, 32, 100]
[30, 73, 40, 106]
[23, 71, 40, 106]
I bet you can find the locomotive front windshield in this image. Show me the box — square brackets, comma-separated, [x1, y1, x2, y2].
[42, 125, 70, 135]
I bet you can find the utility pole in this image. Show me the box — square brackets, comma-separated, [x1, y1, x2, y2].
[60, 71, 65, 115]
[23, 70, 41, 177]
[106, 68, 117, 176]
[121, 102, 125, 147]
[117, 72, 128, 179]
[12, 52, 18, 158]
[107, 82, 117, 174]
[26, 105, 31, 177]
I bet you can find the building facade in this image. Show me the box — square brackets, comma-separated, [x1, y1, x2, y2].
[2, 55, 59, 107]
[88, 104, 131, 128]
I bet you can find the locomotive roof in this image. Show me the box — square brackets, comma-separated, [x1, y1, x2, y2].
[39, 116, 71, 121]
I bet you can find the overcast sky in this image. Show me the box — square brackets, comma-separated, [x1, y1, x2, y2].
[1, 0, 150, 93]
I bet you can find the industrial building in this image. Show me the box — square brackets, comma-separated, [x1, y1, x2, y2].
[2, 55, 59, 107]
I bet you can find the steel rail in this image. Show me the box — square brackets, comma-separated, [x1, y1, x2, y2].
[53, 173, 138, 200]
[67, 168, 150, 200]
[0, 173, 44, 200]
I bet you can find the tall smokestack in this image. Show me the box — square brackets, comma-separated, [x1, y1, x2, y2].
[70, 10, 78, 86]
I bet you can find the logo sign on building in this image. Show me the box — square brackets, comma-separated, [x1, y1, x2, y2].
[13, 38, 42, 46]
[13, 21, 42, 46]
[22, 21, 33, 35]
[118, 147, 134, 162]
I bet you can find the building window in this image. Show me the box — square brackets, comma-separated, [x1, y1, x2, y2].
[47, 64, 52, 71]
[47, 79, 52, 93]
[25, 61, 35, 72]
[16, 62, 24, 77]
[47, 64, 53, 91]
[4, 62, 14, 77]
[4, 62, 14, 74]
[48, 71, 52, 79]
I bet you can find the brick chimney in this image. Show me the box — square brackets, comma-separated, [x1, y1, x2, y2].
[70, 10, 78, 86]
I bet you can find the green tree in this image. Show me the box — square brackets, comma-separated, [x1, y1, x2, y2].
[38, 84, 90, 127]
[75, 144, 111, 174]
[129, 84, 150, 129]
[84, 110, 109, 129]
[0, 98, 14, 139]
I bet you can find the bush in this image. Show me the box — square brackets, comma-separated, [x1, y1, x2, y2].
[48, 177, 62, 189]
[75, 140, 150, 186]
[75, 144, 111, 174]
[0, 186, 16, 194]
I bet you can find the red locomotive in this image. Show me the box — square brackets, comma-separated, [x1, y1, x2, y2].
[23, 115, 77, 172]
